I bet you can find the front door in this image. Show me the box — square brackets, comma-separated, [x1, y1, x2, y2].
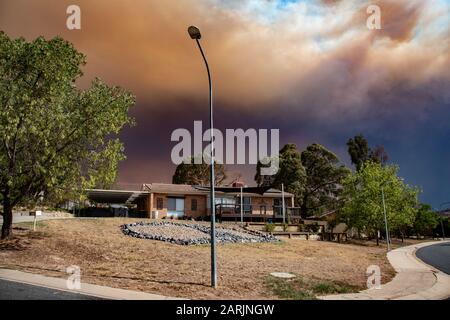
[242, 197, 251, 214]
[273, 198, 282, 216]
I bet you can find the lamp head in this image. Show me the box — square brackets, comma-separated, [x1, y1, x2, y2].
[188, 26, 201, 40]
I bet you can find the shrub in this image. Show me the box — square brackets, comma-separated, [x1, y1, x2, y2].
[305, 222, 320, 233]
[264, 223, 275, 233]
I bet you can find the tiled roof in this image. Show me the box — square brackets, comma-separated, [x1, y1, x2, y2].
[142, 183, 208, 195]
[141, 183, 293, 197]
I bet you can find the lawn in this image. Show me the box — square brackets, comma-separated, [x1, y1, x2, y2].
[0, 218, 396, 299]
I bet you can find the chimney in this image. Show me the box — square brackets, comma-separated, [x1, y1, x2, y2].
[231, 180, 246, 188]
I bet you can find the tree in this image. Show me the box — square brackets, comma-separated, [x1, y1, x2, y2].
[412, 204, 440, 237]
[172, 155, 226, 186]
[341, 162, 418, 245]
[347, 134, 370, 171]
[0, 33, 135, 239]
[271, 144, 306, 207]
[300, 143, 350, 217]
[370, 145, 389, 166]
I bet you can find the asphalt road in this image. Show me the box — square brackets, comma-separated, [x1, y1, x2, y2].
[0, 279, 103, 300]
[416, 242, 450, 275]
[0, 214, 70, 226]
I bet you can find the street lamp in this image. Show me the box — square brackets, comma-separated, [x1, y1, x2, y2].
[381, 182, 391, 251]
[438, 202, 449, 240]
[188, 26, 217, 288]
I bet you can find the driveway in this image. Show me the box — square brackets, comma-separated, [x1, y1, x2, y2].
[416, 242, 450, 275]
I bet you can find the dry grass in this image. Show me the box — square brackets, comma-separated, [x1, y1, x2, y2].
[0, 218, 397, 299]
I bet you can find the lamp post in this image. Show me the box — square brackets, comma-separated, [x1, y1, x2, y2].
[381, 183, 391, 251]
[439, 202, 449, 240]
[281, 183, 286, 225]
[240, 186, 244, 226]
[188, 26, 217, 288]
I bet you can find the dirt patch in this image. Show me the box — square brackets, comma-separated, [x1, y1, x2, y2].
[0, 218, 397, 299]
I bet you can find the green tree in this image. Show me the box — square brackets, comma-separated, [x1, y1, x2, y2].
[300, 143, 350, 217]
[370, 145, 389, 166]
[0, 33, 135, 239]
[412, 204, 440, 237]
[347, 134, 370, 171]
[172, 155, 226, 186]
[341, 162, 418, 244]
[271, 144, 306, 207]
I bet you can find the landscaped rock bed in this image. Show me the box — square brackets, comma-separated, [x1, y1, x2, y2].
[121, 221, 279, 245]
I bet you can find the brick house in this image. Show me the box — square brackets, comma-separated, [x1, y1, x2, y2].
[87, 183, 299, 222]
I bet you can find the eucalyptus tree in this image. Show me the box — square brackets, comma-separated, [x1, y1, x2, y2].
[300, 143, 350, 217]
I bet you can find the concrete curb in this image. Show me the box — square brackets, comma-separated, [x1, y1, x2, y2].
[0, 268, 184, 300]
[320, 240, 450, 300]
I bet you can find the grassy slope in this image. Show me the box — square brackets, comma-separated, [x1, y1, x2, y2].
[0, 218, 396, 299]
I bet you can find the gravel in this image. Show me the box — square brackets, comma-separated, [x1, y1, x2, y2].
[121, 221, 279, 245]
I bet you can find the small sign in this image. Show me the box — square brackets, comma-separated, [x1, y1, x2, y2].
[30, 210, 42, 216]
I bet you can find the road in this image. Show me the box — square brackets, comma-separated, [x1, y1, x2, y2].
[0, 279, 103, 300]
[416, 242, 450, 275]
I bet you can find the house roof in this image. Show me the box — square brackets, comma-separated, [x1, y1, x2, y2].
[143, 183, 294, 197]
[86, 183, 294, 204]
[317, 209, 339, 219]
[142, 183, 208, 195]
[437, 208, 450, 218]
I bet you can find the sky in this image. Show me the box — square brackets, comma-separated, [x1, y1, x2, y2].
[0, 0, 449, 206]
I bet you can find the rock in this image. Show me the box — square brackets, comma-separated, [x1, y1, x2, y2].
[270, 272, 296, 279]
[120, 221, 280, 246]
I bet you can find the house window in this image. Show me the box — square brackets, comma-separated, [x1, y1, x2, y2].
[259, 205, 266, 214]
[242, 197, 251, 213]
[209, 196, 235, 208]
[191, 199, 198, 211]
[156, 197, 163, 210]
[167, 197, 185, 217]
[273, 198, 288, 207]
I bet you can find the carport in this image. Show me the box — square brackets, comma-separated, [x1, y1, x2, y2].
[86, 189, 149, 204]
[84, 189, 150, 217]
